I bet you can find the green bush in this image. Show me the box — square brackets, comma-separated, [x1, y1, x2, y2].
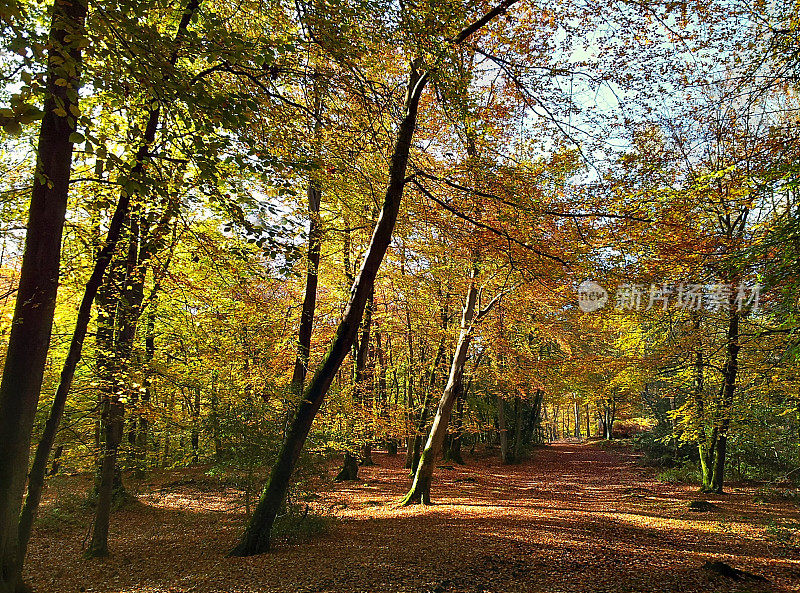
[753, 486, 800, 504]
[34, 494, 86, 531]
[270, 504, 335, 544]
[657, 462, 701, 485]
[632, 430, 694, 468]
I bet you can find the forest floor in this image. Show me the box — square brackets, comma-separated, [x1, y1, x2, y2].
[25, 441, 800, 593]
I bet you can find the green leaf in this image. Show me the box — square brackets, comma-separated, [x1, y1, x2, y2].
[69, 132, 85, 143]
[2, 120, 22, 136]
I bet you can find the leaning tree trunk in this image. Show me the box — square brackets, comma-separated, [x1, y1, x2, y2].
[16, 178, 132, 569]
[0, 1, 87, 590]
[88, 0, 199, 557]
[409, 305, 448, 472]
[401, 273, 479, 505]
[290, 180, 322, 392]
[228, 63, 429, 557]
[291, 69, 324, 395]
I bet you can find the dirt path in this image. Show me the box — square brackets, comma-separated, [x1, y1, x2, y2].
[26, 442, 799, 592]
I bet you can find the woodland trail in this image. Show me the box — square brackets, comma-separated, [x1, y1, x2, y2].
[26, 442, 799, 593]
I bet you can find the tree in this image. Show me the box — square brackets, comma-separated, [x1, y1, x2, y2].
[229, 0, 521, 554]
[0, 0, 87, 589]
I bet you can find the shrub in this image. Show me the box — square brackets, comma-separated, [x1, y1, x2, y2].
[34, 494, 86, 531]
[657, 462, 701, 485]
[270, 503, 335, 544]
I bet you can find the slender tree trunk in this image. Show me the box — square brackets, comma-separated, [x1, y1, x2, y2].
[403, 308, 416, 468]
[88, 0, 199, 557]
[710, 305, 740, 494]
[87, 394, 124, 557]
[498, 396, 510, 463]
[135, 295, 158, 476]
[163, 389, 174, 465]
[16, 184, 131, 568]
[410, 305, 448, 472]
[401, 273, 481, 505]
[0, 0, 87, 589]
[191, 386, 201, 462]
[692, 317, 713, 491]
[290, 181, 322, 392]
[210, 372, 222, 460]
[532, 390, 544, 444]
[228, 64, 429, 557]
[573, 401, 581, 438]
[513, 397, 524, 462]
[585, 403, 590, 438]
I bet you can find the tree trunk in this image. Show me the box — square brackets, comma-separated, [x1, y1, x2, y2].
[444, 387, 465, 464]
[88, 396, 124, 557]
[498, 396, 510, 463]
[573, 401, 581, 438]
[211, 372, 222, 460]
[228, 63, 429, 557]
[585, 403, 590, 438]
[409, 306, 449, 472]
[513, 397, 524, 462]
[403, 306, 416, 468]
[290, 180, 322, 392]
[191, 386, 201, 463]
[710, 305, 740, 494]
[88, 0, 199, 557]
[401, 271, 480, 505]
[135, 296, 158, 476]
[16, 183, 131, 569]
[692, 315, 713, 491]
[0, 0, 87, 589]
[334, 452, 359, 481]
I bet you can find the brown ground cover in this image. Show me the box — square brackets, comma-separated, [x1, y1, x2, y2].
[25, 442, 800, 592]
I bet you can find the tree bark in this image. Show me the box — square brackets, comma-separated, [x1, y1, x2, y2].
[87, 396, 124, 557]
[16, 179, 131, 569]
[710, 304, 740, 494]
[401, 273, 479, 505]
[135, 294, 158, 475]
[498, 396, 510, 463]
[691, 315, 713, 491]
[0, 1, 87, 589]
[513, 397, 524, 462]
[87, 0, 200, 556]
[290, 181, 322, 391]
[191, 386, 201, 462]
[228, 63, 429, 557]
[334, 452, 359, 481]
[409, 303, 448, 472]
